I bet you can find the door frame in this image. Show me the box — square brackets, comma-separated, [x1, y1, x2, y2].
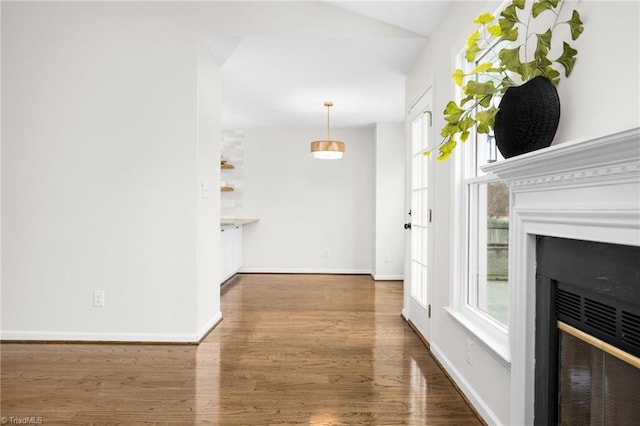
[403, 83, 435, 343]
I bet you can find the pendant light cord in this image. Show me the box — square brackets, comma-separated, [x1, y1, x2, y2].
[323, 101, 334, 140]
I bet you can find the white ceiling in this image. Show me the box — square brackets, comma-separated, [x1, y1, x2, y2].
[210, 1, 451, 129]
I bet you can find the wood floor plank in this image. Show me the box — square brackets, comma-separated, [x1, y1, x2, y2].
[1, 274, 482, 425]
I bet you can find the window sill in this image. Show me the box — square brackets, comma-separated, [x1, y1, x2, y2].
[444, 306, 511, 369]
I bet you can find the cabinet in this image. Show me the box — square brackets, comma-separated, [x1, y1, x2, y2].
[220, 225, 243, 283]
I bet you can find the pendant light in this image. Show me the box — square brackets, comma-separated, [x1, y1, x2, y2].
[310, 101, 345, 160]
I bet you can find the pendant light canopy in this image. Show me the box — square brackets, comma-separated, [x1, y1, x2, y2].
[310, 101, 345, 160]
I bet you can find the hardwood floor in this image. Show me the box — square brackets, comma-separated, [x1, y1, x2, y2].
[1, 274, 482, 425]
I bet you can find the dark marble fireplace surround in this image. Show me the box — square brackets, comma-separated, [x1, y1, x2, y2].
[482, 127, 640, 425]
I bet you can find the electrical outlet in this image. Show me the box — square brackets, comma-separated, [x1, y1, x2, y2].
[465, 338, 473, 365]
[384, 253, 391, 263]
[93, 290, 105, 308]
[323, 249, 330, 257]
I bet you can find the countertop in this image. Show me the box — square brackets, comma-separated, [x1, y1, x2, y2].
[220, 218, 259, 226]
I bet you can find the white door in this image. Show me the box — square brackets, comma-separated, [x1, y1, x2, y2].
[403, 88, 433, 342]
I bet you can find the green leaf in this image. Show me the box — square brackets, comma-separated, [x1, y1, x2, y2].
[500, 4, 520, 25]
[444, 100, 464, 119]
[488, 24, 502, 37]
[452, 69, 465, 86]
[460, 131, 470, 142]
[437, 138, 457, 162]
[501, 26, 519, 42]
[512, 0, 526, 9]
[460, 94, 475, 107]
[479, 94, 493, 108]
[467, 30, 479, 48]
[542, 66, 561, 86]
[532, 0, 559, 18]
[475, 107, 499, 134]
[471, 62, 493, 74]
[473, 12, 494, 25]
[440, 122, 457, 138]
[567, 10, 584, 40]
[465, 42, 481, 63]
[518, 60, 540, 81]
[444, 100, 463, 115]
[466, 80, 498, 96]
[498, 47, 522, 73]
[459, 116, 476, 131]
[555, 41, 578, 77]
[534, 29, 552, 62]
[497, 77, 515, 94]
[498, 4, 520, 41]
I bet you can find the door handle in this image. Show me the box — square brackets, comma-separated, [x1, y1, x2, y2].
[404, 223, 412, 230]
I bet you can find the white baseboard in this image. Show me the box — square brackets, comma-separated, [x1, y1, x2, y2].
[430, 343, 503, 426]
[0, 330, 198, 343]
[1, 321, 220, 344]
[370, 273, 404, 281]
[196, 312, 223, 341]
[239, 267, 372, 275]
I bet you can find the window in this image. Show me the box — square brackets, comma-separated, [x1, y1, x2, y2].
[447, 22, 511, 364]
[466, 143, 509, 326]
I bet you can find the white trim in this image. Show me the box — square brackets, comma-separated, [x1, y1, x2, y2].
[1, 330, 202, 343]
[482, 127, 640, 185]
[406, 76, 434, 116]
[482, 126, 640, 426]
[2, 312, 223, 343]
[370, 273, 404, 281]
[431, 343, 504, 426]
[445, 307, 511, 368]
[447, 21, 514, 362]
[239, 267, 372, 275]
[450, 140, 511, 361]
[196, 311, 223, 341]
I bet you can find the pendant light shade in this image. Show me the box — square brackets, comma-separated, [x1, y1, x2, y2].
[311, 102, 345, 160]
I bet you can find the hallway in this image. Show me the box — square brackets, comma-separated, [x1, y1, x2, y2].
[1, 274, 482, 425]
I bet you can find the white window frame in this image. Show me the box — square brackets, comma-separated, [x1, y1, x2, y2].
[445, 7, 512, 366]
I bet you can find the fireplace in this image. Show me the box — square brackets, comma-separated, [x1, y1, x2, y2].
[534, 236, 640, 425]
[482, 127, 640, 425]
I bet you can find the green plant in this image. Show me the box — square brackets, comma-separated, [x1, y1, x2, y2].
[430, 0, 583, 161]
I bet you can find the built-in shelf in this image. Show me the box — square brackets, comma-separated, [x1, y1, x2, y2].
[220, 186, 234, 192]
[220, 163, 235, 169]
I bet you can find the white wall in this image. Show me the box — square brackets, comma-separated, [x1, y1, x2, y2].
[406, 1, 640, 424]
[1, 2, 221, 342]
[553, 1, 640, 144]
[373, 123, 405, 280]
[241, 127, 374, 274]
[1, 0, 423, 342]
[197, 43, 223, 337]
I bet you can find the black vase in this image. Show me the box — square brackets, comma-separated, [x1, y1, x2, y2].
[493, 76, 560, 159]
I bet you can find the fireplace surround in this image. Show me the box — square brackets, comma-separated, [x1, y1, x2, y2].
[482, 127, 640, 425]
[535, 236, 640, 424]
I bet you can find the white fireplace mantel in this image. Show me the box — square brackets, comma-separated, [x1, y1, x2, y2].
[482, 127, 640, 425]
